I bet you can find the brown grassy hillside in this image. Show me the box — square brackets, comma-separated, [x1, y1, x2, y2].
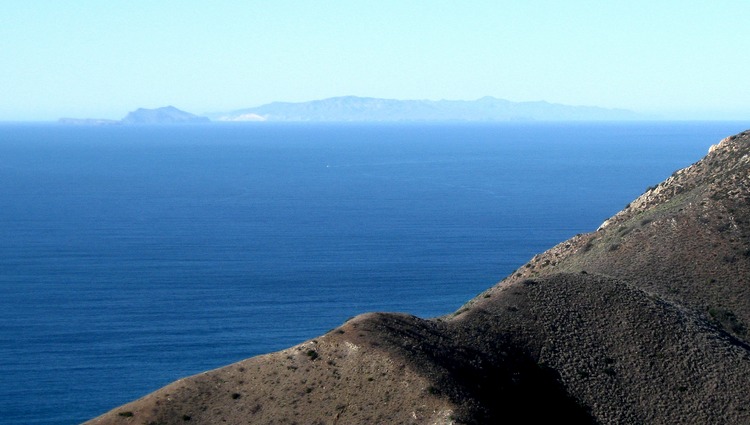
[86, 130, 750, 425]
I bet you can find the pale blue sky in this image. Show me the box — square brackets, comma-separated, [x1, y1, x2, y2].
[2, 1, 749, 121]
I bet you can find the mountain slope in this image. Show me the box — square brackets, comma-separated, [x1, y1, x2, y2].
[495, 130, 750, 339]
[86, 130, 750, 424]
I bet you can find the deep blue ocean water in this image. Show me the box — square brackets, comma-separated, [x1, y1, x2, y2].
[0, 121, 748, 424]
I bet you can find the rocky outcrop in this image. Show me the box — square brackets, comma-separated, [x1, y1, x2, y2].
[86, 130, 750, 424]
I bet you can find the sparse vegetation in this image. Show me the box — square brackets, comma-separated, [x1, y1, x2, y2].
[708, 307, 747, 336]
[453, 307, 469, 316]
[85, 130, 750, 425]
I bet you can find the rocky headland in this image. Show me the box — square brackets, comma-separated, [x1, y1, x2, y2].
[86, 130, 750, 424]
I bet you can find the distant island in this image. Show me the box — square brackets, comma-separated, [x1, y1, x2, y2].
[59, 106, 210, 125]
[60, 98, 645, 125]
[121, 106, 210, 124]
[213, 96, 643, 122]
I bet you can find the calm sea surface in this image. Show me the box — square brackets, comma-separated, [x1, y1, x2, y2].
[1, 122, 747, 424]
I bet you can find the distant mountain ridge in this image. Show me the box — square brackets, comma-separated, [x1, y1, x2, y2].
[215, 96, 642, 122]
[59, 106, 209, 125]
[59, 99, 642, 124]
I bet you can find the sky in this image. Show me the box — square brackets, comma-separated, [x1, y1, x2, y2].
[1, 1, 749, 121]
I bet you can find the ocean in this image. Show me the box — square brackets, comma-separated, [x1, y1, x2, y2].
[0, 121, 747, 424]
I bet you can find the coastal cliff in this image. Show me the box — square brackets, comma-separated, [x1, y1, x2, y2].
[86, 130, 750, 424]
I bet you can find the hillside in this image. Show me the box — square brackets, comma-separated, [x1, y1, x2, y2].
[86, 130, 750, 424]
[214, 96, 641, 122]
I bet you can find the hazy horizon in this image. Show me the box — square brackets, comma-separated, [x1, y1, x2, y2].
[2, 96, 748, 123]
[2, 1, 749, 121]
